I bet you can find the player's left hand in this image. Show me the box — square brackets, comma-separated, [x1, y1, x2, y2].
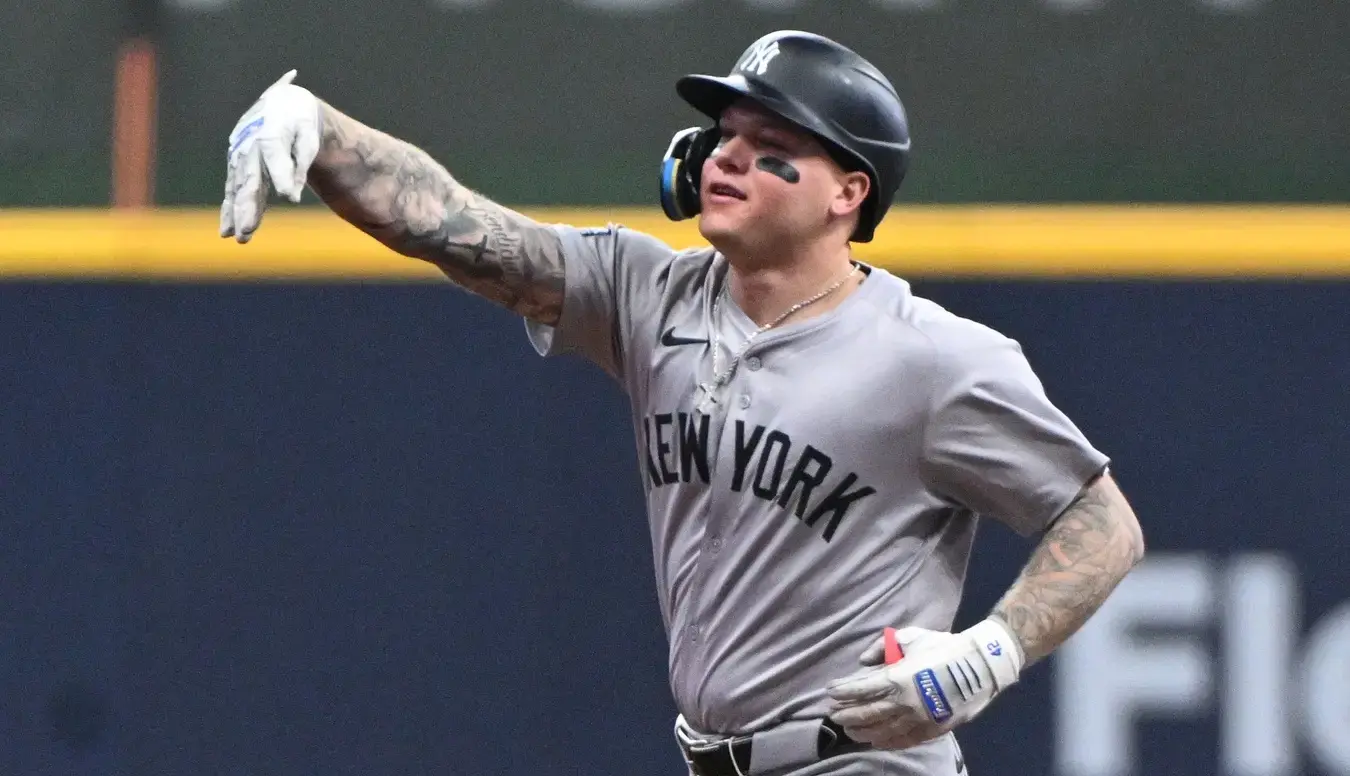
[824, 619, 1024, 750]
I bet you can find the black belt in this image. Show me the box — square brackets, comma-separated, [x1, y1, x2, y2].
[678, 717, 867, 776]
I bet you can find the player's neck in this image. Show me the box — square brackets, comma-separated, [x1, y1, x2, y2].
[723, 242, 863, 328]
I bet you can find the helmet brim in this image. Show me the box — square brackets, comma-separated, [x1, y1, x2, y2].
[676, 74, 758, 119]
[679, 74, 820, 126]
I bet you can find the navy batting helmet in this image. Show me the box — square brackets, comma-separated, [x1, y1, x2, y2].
[659, 30, 911, 243]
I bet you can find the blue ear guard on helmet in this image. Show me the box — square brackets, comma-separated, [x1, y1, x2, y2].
[659, 126, 719, 222]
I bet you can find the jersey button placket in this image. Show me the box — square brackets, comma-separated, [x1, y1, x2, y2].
[689, 341, 755, 668]
[739, 352, 762, 408]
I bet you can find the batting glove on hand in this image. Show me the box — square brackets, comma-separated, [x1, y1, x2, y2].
[824, 619, 1024, 751]
[220, 69, 322, 243]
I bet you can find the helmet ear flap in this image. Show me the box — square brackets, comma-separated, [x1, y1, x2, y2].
[659, 126, 719, 222]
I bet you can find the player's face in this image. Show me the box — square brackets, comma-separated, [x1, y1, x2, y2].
[698, 100, 870, 257]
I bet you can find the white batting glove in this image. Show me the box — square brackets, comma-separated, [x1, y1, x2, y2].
[220, 69, 323, 243]
[824, 619, 1024, 750]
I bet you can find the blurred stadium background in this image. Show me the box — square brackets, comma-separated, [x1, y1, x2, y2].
[3, 1, 1348, 775]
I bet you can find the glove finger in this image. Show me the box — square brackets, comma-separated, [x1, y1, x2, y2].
[858, 635, 886, 666]
[857, 712, 922, 739]
[825, 668, 895, 704]
[834, 695, 927, 729]
[291, 122, 320, 198]
[233, 145, 266, 242]
[862, 627, 949, 667]
[840, 713, 925, 746]
[264, 69, 298, 95]
[252, 156, 272, 229]
[829, 698, 899, 729]
[260, 134, 299, 203]
[894, 627, 948, 652]
[872, 729, 922, 751]
[875, 723, 943, 752]
[219, 157, 237, 238]
[842, 724, 894, 746]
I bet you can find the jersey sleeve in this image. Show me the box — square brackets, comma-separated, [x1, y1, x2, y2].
[522, 223, 676, 383]
[919, 337, 1110, 537]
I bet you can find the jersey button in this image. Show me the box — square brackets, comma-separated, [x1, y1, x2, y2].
[739, 394, 751, 409]
[710, 537, 723, 552]
[746, 356, 762, 371]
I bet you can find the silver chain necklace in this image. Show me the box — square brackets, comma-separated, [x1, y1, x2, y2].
[695, 262, 860, 415]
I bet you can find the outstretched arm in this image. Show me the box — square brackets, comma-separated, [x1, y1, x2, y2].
[306, 102, 566, 326]
[990, 470, 1145, 666]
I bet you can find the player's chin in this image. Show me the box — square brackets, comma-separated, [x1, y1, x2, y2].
[697, 213, 741, 243]
[699, 203, 755, 237]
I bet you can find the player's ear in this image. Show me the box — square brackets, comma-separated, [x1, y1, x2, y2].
[830, 171, 870, 219]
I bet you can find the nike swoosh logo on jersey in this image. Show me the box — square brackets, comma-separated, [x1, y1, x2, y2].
[660, 327, 707, 347]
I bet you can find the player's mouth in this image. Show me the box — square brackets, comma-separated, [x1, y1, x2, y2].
[706, 181, 748, 204]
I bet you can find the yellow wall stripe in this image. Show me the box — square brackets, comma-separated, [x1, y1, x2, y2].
[2, 205, 1349, 279]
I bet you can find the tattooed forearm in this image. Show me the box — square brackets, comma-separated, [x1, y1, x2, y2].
[305, 101, 565, 325]
[990, 472, 1145, 667]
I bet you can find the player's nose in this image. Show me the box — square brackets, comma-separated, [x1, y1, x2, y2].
[712, 135, 753, 173]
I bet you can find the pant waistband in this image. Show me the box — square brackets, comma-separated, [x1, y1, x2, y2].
[673, 714, 869, 776]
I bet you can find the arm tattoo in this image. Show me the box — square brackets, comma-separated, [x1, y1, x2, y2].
[991, 472, 1145, 667]
[305, 102, 565, 325]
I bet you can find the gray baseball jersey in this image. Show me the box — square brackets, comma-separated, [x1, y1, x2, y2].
[524, 223, 1109, 770]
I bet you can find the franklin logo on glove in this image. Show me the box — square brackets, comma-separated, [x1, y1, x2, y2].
[914, 669, 953, 723]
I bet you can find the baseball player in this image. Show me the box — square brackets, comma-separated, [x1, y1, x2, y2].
[220, 29, 1145, 776]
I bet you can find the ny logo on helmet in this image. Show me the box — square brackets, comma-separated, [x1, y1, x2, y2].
[738, 40, 781, 76]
